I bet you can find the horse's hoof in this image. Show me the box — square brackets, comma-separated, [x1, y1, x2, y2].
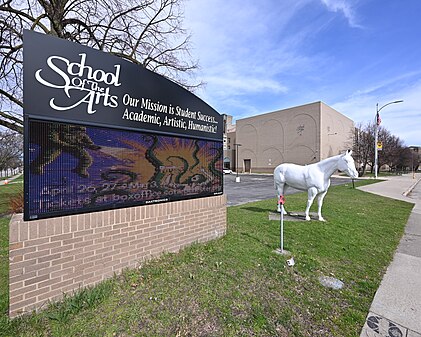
[319, 217, 326, 222]
[305, 216, 311, 221]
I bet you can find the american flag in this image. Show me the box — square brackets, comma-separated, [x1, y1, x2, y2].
[376, 112, 381, 126]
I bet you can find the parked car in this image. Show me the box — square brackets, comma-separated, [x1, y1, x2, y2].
[223, 169, 233, 174]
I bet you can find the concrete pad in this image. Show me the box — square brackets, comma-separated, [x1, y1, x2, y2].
[360, 312, 406, 337]
[370, 253, 421, 333]
[273, 248, 291, 256]
[268, 212, 319, 222]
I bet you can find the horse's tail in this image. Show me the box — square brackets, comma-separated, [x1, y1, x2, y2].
[273, 164, 283, 188]
[273, 163, 283, 179]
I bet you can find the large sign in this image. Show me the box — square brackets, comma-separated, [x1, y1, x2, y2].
[24, 31, 223, 220]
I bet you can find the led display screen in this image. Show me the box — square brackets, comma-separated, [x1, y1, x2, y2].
[25, 119, 223, 220]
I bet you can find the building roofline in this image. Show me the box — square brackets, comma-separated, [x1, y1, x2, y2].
[237, 101, 322, 122]
[237, 101, 353, 123]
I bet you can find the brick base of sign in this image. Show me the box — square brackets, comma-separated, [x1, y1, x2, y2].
[8, 195, 226, 318]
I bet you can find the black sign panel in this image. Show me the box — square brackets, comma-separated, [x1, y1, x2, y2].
[23, 31, 223, 221]
[23, 30, 222, 140]
[25, 119, 223, 220]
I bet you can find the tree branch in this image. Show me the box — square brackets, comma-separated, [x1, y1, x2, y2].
[0, 5, 49, 33]
[0, 111, 23, 134]
[0, 88, 23, 108]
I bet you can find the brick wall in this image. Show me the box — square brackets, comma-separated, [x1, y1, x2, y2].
[9, 195, 226, 317]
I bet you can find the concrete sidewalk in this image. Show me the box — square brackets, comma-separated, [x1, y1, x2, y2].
[359, 173, 421, 337]
[0, 173, 22, 185]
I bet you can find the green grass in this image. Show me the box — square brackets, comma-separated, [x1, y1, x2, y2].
[0, 179, 414, 336]
[360, 171, 408, 177]
[0, 216, 9, 328]
[0, 175, 23, 334]
[0, 175, 23, 216]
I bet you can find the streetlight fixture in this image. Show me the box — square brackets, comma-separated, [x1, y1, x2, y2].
[374, 100, 403, 179]
[234, 143, 242, 183]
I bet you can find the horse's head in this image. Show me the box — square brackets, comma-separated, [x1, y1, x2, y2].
[338, 149, 359, 179]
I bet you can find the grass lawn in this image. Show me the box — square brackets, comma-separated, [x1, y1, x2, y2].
[0, 175, 24, 334]
[0, 179, 414, 337]
[0, 175, 23, 215]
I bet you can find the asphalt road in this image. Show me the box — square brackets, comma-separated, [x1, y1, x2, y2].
[223, 173, 355, 207]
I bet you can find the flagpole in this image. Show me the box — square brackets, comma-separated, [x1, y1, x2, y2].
[374, 100, 403, 179]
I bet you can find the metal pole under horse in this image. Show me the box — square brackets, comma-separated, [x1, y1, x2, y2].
[276, 195, 288, 255]
[280, 204, 284, 253]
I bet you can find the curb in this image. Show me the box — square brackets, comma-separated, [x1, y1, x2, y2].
[403, 177, 421, 197]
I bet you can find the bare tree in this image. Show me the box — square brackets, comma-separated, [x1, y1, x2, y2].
[353, 122, 375, 176]
[407, 147, 420, 172]
[377, 129, 405, 172]
[0, 0, 200, 134]
[0, 130, 23, 170]
[353, 121, 411, 175]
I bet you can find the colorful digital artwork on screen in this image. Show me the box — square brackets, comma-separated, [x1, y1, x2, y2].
[27, 120, 223, 219]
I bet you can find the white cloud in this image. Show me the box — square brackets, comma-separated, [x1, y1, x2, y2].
[332, 77, 421, 146]
[319, 0, 362, 28]
[183, 0, 325, 110]
[206, 76, 288, 96]
[182, 0, 420, 145]
[350, 71, 421, 97]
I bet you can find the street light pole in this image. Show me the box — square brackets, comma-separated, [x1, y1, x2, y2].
[234, 143, 242, 183]
[412, 149, 415, 179]
[374, 100, 403, 179]
[411, 147, 418, 179]
[374, 103, 379, 179]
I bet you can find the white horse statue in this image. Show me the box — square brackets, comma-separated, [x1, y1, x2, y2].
[274, 149, 359, 221]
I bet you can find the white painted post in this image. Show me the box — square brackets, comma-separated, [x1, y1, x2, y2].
[280, 204, 284, 253]
[279, 195, 285, 253]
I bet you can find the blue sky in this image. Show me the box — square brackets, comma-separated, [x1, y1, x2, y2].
[183, 0, 421, 146]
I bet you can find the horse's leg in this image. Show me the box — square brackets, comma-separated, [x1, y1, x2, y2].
[317, 180, 330, 221]
[316, 190, 328, 222]
[305, 187, 318, 221]
[282, 185, 289, 215]
[275, 170, 287, 213]
[275, 182, 285, 213]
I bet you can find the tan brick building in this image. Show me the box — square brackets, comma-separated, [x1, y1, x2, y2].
[224, 101, 354, 173]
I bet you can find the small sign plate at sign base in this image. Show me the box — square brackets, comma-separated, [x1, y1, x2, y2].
[361, 312, 406, 337]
